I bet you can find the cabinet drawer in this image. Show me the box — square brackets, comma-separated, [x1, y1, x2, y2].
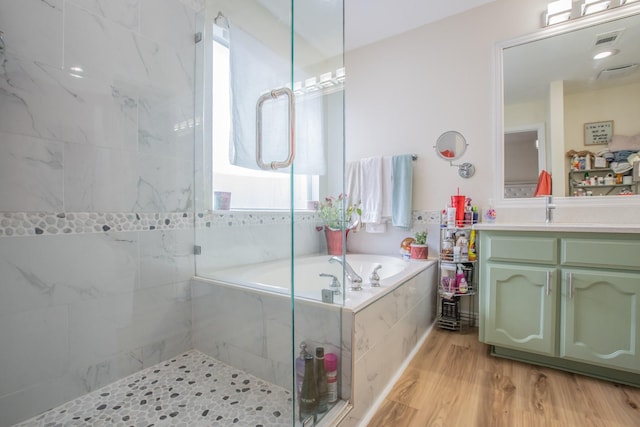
[561, 238, 640, 270]
[485, 234, 557, 264]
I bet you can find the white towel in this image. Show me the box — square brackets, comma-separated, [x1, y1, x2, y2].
[381, 156, 393, 218]
[365, 156, 393, 233]
[360, 156, 382, 225]
[346, 161, 361, 209]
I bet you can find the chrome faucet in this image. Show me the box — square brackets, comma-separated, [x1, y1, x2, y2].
[328, 256, 363, 290]
[319, 273, 341, 295]
[545, 195, 556, 224]
[369, 264, 382, 287]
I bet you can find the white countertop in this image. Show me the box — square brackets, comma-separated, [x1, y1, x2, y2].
[472, 223, 640, 233]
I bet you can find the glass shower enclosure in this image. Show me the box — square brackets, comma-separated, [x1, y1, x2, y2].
[193, 0, 347, 424]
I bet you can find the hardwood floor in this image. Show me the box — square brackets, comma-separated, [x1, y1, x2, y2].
[367, 328, 640, 426]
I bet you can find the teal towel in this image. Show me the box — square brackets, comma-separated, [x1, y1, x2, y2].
[392, 155, 413, 228]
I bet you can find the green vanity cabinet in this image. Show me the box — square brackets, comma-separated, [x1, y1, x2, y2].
[560, 268, 640, 372]
[479, 229, 640, 386]
[484, 264, 557, 356]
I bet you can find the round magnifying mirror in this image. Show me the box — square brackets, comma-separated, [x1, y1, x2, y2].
[435, 131, 467, 161]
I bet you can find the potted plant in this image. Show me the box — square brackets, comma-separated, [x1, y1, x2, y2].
[317, 194, 361, 255]
[410, 231, 428, 259]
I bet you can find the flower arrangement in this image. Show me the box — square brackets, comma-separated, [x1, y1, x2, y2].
[317, 194, 361, 230]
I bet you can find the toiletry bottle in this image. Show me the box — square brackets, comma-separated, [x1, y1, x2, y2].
[325, 353, 338, 404]
[446, 206, 456, 228]
[456, 264, 467, 294]
[453, 245, 461, 262]
[464, 198, 472, 225]
[485, 199, 496, 223]
[296, 343, 309, 395]
[315, 347, 329, 413]
[299, 353, 318, 422]
[442, 230, 455, 261]
[456, 231, 469, 262]
[468, 230, 477, 261]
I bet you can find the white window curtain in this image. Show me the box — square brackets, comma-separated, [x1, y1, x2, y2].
[228, 22, 326, 175]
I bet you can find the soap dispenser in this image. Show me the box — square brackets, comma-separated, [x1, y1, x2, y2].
[456, 264, 469, 294]
[456, 264, 468, 294]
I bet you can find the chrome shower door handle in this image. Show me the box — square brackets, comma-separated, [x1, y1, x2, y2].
[255, 87, 295, 170]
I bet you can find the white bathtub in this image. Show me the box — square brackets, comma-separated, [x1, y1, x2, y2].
[192, 254, 437, 425]
[207, 254, 433, 311]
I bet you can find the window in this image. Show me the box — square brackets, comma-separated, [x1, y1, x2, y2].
[211, 26, 318, 210]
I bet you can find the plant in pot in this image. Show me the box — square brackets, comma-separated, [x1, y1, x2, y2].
[317, 194, 361, 255]
[410, 231, 428, 259]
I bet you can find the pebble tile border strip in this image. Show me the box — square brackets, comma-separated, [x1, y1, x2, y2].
[13, 350, 293, 427]
[0, 210, 438, 238]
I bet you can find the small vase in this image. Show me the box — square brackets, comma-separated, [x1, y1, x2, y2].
[410, 244, 428, 260]
[324, 227, 349, 255]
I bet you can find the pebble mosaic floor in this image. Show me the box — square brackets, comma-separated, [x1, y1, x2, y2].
[14, 350, 293, 427]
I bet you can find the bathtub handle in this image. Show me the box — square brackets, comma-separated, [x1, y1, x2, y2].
[369, 264, 382, 287]
[319, 273, 341, 294]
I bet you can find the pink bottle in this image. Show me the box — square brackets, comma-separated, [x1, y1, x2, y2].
[325, 353, 338, 404]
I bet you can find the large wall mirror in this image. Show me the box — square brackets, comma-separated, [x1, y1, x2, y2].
[497, 3, 640, 203]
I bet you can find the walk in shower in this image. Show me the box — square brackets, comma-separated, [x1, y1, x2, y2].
[192, 0, 349, 424]
[0, 0, 347, 426]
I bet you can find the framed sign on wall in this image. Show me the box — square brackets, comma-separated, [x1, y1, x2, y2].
[584, 120, 613, 145]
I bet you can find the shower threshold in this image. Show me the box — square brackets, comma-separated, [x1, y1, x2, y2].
[13, 350, 293, 427]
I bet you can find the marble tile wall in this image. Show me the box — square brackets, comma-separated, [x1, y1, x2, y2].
[191, 262, 438, 424]
[339, 264, 438, 427]
[191, 278, 344, 392]
[0, 1, 203, 426]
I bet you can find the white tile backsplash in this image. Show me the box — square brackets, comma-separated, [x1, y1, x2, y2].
[64, 144, 140, 212]
[140, 0, 196, 52]
[67, 0, 141, 31]
[0, 305, 69, 398]
[0, 0, 63, 67]
[0, 132, 64, 212]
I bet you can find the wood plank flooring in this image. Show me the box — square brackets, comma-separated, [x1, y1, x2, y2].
[367, 328, 640, 427]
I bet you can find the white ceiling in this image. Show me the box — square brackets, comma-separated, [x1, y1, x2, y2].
[255, 0, 496, 55]
[344, 0, 496, 51]
[252, 1, 640, 103]
[504, 11, 640, 104]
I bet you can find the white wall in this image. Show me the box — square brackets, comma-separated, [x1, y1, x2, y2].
[344, 0, 550, 251]
[345, 0, 550, 214]
[565, 81, 640, 152]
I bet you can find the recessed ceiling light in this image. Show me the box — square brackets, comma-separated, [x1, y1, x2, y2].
[593, 48, 618, 60]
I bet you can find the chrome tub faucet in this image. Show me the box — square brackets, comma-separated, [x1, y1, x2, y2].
[328, 256, 363, 290]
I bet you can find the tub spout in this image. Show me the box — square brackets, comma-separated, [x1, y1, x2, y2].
[328, 256, 363, 290]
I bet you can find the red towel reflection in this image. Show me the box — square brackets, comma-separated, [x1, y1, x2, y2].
[534, 170, 552, 197]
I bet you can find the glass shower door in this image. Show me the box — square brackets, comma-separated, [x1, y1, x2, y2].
[193, 1, 346, 425]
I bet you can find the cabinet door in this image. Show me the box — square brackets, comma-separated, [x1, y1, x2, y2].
[561, 269, 640, 373]
[484, 264, 557, 356]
